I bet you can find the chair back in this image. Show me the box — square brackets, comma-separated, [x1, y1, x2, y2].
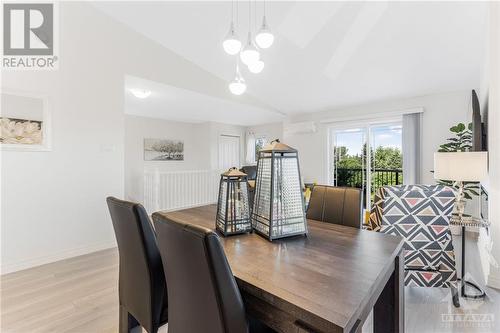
[106, 197, 167, 332]
[368, 185, 458, 286]
[306, 185, 363, 228]
[368, 185, 456, 234]
[152, 213, 248, 333]
[240, 165, 257, 180]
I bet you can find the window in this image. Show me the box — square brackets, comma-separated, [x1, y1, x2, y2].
[255, 137, 267, 162]
[329, 120, 403, 209]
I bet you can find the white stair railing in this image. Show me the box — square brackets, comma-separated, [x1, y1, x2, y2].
[144, 169, 220, 214]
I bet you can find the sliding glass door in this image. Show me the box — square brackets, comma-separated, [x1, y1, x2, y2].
[329, 120, 403, 210]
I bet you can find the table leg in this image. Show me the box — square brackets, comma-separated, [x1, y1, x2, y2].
[374, 251, 404, 333]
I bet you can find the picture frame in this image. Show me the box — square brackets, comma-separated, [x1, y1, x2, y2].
[144, 138, 184, 161]
[1, 90, 51, 151]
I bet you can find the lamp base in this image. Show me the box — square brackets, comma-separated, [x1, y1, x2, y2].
[458, 278, 486, 299]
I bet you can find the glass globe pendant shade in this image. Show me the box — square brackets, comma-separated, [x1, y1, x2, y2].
[240, 32, 260, 66]
[229, 79, 246, 95]
[248, 60, 264, 74]
[229, 68, 246, 95]
[255, 16, 274, 49]
[222, 22, 242, 55]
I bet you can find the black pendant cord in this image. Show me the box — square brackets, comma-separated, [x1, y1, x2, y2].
[459, 226, 486, 299]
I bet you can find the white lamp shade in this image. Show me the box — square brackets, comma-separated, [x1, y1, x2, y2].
[240, 47, 259, 66]
[255, 16, 274, 49]
[240, 31, 260, 66]
[255, 31, 274, 49]
[229, 81, 246, 95]
[434, 152, 488, 181]
[223, 38, 242, 55]
[248, 60, 264, 73]
[222, 22, 242, 55]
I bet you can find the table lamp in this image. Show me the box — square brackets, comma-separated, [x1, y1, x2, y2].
[433, 151, 488, 220]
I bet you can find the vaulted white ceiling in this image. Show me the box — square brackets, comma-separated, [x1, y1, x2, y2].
[125, 75, 285, 125]
[94, 1, 488, 115]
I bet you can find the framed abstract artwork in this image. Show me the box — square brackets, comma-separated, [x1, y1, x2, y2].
[1, 90, 51, 151]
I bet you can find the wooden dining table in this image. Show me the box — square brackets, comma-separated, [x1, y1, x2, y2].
[155, 204, 405, 333]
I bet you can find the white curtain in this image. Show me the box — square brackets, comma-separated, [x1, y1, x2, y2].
[402, 113, 422, 184]
[245, 132, 256, 164]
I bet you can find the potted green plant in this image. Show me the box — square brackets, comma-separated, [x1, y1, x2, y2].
[437, 122, 480, 199]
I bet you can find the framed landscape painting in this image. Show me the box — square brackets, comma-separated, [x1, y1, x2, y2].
[144, 138, 184, 161]
[1, 91, 51, 151]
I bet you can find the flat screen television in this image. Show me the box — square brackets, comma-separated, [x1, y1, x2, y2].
[481, 185, 488, 223]
[471, 89, 488, 151]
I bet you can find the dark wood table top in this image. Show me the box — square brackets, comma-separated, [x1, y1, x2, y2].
[156, 204, 404, 332]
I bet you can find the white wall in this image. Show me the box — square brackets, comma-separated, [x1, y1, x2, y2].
[124, 115, 246, 203]
[482, 2, 500, 289]
[282, 91, 471, 184]
[1, 3, 125, 274]
[125, 115, 210, 202]
[0, 2, 251, 274]
[247, 122, 284, 144]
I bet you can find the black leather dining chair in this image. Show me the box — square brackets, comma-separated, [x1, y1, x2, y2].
[152, 213, 275, 333]
[306, 185, 363, 229]
[106, 197, 168, 333]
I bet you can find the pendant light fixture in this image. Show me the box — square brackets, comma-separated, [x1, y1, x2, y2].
[240, 31, 260, 66]
[223, 22, 242, 55]
[222, 0, 274, 94]
[229, 62, 247, 95]
[255, 0, 274, 49]
[248, 59, 264, 74]
[222, 0, 241, 55]
[240, 0, 260, 66]
[247, 0, 264, 74]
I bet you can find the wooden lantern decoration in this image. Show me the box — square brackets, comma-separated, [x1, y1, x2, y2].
[216, 167, 252, 236]
[251, 139, 307, 240]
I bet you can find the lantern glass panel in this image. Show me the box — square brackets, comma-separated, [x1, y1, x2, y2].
[252, 141, 307, 240]
[255, 155, 271, 219]
[216, 182, 227, 231]
[216, 170, 252, 236]
[271, 156, 305, 236]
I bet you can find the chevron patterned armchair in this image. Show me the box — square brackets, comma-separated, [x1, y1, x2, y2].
[367, 185, 460, 307]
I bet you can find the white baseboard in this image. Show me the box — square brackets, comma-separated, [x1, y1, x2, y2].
[1, 241, 116, 275]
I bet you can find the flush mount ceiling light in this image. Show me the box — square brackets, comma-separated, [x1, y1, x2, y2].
[229, 64, 247, 95]
[130, 89, 151, 99]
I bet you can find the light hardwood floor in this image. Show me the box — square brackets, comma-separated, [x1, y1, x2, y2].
[1, 235, 499, 333]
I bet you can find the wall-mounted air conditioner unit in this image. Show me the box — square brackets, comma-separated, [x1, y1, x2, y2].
[283, 121, 317, 136]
